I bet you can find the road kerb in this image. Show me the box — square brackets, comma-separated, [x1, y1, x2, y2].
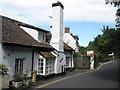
[36, 70, 90, 88]
[35, 60, 116, 88]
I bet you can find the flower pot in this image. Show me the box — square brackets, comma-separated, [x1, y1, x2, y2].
[12, 81, 23, 88]
[32, 73, 36, 83]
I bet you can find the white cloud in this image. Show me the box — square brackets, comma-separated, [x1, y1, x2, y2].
[0, 0, 117, 26]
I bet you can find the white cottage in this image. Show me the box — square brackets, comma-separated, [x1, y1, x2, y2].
[1, 15, 55, 82]
[19, 22, 56, 76]
[63, 27, 80, 52]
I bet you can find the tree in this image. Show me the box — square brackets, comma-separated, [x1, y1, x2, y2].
[87, 26, 120, 61]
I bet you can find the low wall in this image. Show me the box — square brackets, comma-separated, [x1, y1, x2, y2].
[74, 56, 90, 69]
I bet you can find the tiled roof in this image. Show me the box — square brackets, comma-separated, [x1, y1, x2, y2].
[39, 52, 56, 58]
[2, 16, 54, 50]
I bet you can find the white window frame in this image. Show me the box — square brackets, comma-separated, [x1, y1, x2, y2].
[45, 58, 55, 75]
[15, 58, 24, 75]
[38, 58, 44, 74]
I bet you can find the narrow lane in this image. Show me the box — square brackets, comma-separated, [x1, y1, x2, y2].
[42, 60, 119, 88]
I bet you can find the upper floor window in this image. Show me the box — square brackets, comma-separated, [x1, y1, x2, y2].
[38, 32, 46, 42]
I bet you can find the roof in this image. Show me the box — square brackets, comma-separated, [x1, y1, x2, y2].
[72, 35, 79, 40]
[1, 16, 54, 50]
[39, 52, 56, 58]
[3, 16, 49, 33]
[64, 43, 74, 51]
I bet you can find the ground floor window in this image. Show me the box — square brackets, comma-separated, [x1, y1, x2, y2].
[66, 57, 70, 68]
[15, 58, 24, 75]
[45, 59, 55, 75]
[38, 58, 44, 74]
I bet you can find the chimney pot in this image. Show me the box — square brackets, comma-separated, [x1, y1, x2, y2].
[65, 27, 70, 33]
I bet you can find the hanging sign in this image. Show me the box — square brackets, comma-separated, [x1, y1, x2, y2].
[87, 51, 94, 56]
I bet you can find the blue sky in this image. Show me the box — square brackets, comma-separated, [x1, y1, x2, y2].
[64, 22, 115, 47]
[40, 22, 115, 47]
[0, 0, 117, 47]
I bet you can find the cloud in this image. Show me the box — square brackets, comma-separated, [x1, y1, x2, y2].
[0, 0, 117, 26]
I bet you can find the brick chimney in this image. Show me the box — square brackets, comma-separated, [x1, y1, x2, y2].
[65, 27, 70, 33]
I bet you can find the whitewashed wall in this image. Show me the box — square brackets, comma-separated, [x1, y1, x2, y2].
[20, 26, 38, 41]
[20, 26, 47, 42]
[65, 51, 74, 68]
[2, 46, 33, 81]
[53, 52, 66, 74]
[63, 33, 77, 51]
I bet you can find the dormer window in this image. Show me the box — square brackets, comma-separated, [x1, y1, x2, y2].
[38, 31, 46, 42]
[43, 33, 46, 41]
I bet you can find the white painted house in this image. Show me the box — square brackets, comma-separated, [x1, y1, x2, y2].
[1, 2, 78, 85]
[1, 15, 55, 82]
[63, 27, 80, 52]
[19, 23, 56, 76]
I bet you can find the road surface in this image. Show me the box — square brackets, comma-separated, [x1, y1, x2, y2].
[41, 60, 120, 88]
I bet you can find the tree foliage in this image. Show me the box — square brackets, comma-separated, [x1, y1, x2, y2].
[80, 26, 120, 61]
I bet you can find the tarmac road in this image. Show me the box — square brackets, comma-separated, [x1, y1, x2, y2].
[41, 60, 120, 88]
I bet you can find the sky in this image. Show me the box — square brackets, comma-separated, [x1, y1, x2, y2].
[0, 0, 117, 47]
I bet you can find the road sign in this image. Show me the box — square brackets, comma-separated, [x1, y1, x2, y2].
[109, 52, 114, 56]
[87, 51, 94, 56]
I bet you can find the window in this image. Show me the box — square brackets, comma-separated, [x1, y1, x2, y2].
[42, 33, 46, 41]
[38, 59, 44, 74]
[15, 58, 24, 75]
[45, 59, 55, 75]
[38, 32, 46, 42]
[66, 57, 70, 68]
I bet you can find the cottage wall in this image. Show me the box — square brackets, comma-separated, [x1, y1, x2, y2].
[63, 33, 77, 51]
[54, 52, 65, 74]
[0, 16, 2, 64]
[20, 26, 39, 41]
[65, 51, 74, 68]
[2, 46, 33, 81]
[20, 26, 47, 42]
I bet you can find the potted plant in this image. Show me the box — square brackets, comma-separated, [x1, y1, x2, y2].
[12, 73, 23, 88]
[23, 71, 32, 86]
[0, 64, 9, 89]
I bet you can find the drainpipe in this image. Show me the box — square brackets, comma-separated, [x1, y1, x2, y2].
[70, 51, 73, 71]
[31, 51, 34, 75]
